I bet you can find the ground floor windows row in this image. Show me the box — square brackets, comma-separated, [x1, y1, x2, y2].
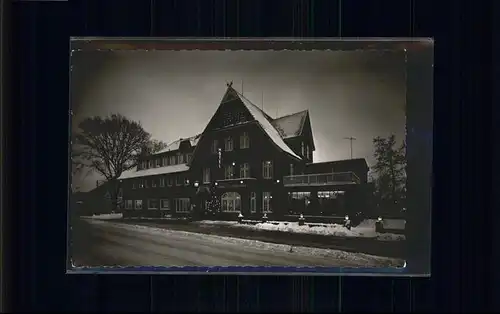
[124, 198, 190, 213]
[217, 192, 272, 213]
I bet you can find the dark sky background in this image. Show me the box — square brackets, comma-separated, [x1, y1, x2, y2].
[71, 49, 406, 192]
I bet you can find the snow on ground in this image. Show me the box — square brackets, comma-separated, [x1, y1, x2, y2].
[81, 213, 123, 220]
[86, 219, 404, 267]
[195, 219, 406, 241]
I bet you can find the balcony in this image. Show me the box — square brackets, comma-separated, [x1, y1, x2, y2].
[283, 172, 360, 187]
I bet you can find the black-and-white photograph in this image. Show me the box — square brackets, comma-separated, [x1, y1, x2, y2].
[69, 39, 431, 272]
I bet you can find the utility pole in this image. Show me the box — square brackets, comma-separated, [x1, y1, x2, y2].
[343, 137, 356, 159]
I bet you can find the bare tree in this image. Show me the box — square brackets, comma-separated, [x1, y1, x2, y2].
[72, 114, 166, 208]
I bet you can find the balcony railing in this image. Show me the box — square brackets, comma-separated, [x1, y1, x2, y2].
[283, 172, 360, 187]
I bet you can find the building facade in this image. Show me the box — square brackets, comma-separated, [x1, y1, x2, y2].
[118, 84, 370, 220]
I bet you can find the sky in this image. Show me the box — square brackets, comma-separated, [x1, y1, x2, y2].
[71, 49, 407, 192]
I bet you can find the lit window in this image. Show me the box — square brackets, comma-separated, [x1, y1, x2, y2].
[144, 179, 149, 188]
[262, 161, 273, 179]
[262, 192, 272, 213]
[301, 142, 305, 156]
[139, 179, 144, 188]
[148, 199, 159, 210]
[160, 199, 170, 210]
[135, 200, 143, 210]
[240, 132, 250, 149]
[221, 192, 241, 212]
[250, 192, 257, 213]
[203, 168, 211, 183]
[224, 164, 234, 179]
[306, 145, 310, 160]
[240, 163, 250, 178]
[225, 136, 233, 151]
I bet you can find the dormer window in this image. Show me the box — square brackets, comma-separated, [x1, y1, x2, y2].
[177, 153, 184, 164]
[305, 145, 310, 160]
[225, 137, 233, 151]
[169, 155, 176, 165]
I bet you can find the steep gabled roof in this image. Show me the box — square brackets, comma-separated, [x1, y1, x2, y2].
[271, 110, 308, 139]
[231, 88, 301, 160]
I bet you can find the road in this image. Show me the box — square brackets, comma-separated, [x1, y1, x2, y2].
[70, 219, 403, 268]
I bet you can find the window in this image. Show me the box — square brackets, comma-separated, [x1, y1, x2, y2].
[156, 159, 161, 167]
[203, 168, 211, 183]
[221, 192, 241, 212]
[167, 176, 174, 186]
[159, 177, 165, 187]
[224, 136, 233, 151]
[144, 179, 149, 188]
[141, 161, 147, 170]
[162, 156, 168, 166]
[148, 160, 154, 168]
[160, 199, 170, 210]
[151, 178, 156, 187]
[176, 175, 183, 186]
[262, 192, 272, 213]
[301, 142, 305, 156]
[290, 191, 311, 199]
[289, 164, 295, 176]
[177, 153, 184, 164]
[174, 198, 191, 213]
[317, 191, 345, 198]
[125, 200, 133, 210]
[186, 154, 193, 163]
[132, 181, 136, 189]
[148, 199, 159, 210]
[306, 145, 310, 160]
[135, 200, 143, 210]
[250, 192, 257, 213]
[240, 163, 250, 178]
[169, 155, 176, 165]
[240, 132, 250, 149]
[262, 161, 273, 179]
[211, 139, 219, 154]
[139, 179, 144, 188]
[224, 164, 235, 179]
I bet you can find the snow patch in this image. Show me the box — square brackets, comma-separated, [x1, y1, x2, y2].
[82, 213, 123, 220]
[118, 163, 189, 179]
[195, 220, 405, 241]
